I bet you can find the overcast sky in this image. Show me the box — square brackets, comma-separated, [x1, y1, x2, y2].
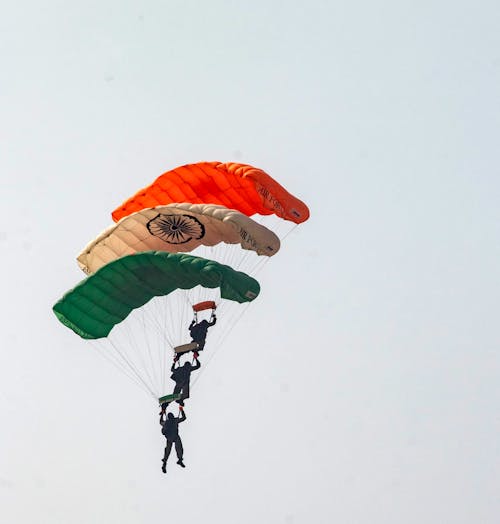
[1, 1, 499, 523]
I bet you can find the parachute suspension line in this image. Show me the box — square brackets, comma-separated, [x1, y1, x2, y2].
[241, 222, 295, 279]
[251, 252, 272, 278]
[138, 294, 184, 395]
[107, 336, 158, 399]
[151, 295, 169, 396]
[136, 296, 177, 395]
[157, 296, 174, 350]
[280, 223, 299, 242]
[239, 251, 269, 277]
[159, 297, 170, 394]
[161, 293, 179, 348]
[173, 291, 193, 346]
[119, 311, 159, 395]
[118, 326, 159, 396]
[90, 338, 157, 399]
[148, 291, 195, 395]
[154, 298, 168, 393]
[190, 300, 253, 390]
[132, 311, 154, 390]
[168, 294, 185, 368]
[219, 301, 250, 345]
[200, 243, 261, 279]
[228, 246, 251, 274]
[187, 286, 202, 310]
[183, 286, 209, 321]
[141, 299, 173, 348]
[89, 340, 150, 394]
[90, 348, 150, 397]
[150, 298, 170, 392]
[138, 306, 162, 395]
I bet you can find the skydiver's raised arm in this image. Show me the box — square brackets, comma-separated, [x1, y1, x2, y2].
[192, 358, 201, 370]
[178, 408, 187, 423]
[208, 315, 217, 327]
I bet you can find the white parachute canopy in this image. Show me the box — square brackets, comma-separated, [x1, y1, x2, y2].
[77, 203, 281, 276]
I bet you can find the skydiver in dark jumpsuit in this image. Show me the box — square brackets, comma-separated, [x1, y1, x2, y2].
[160, 406, 186, 473]
[170, 357, 201, 405]
[189, 314, 216, 351]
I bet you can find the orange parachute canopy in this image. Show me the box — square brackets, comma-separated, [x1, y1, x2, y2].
[112, 161, 310, 224]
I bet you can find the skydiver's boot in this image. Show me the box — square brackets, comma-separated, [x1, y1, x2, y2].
[177, 459, 185, 468]
[162, 459, 167, 473]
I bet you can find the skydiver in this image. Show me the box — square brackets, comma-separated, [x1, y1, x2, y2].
[160, 406, 187, 473]
[170, 354, 201, 405]
[189, 313, 216, 351]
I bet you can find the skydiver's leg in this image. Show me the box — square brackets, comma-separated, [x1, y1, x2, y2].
[163, 440, 172, 461]
[173, 384, 182, 400]
[176, 383, 189, 406]
[175, 382, 187, 405]
[162, 440, 172, 473]
[175, 438, 185, 467]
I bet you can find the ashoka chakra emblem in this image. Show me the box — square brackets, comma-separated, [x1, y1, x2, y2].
[147, 214, 205, 244]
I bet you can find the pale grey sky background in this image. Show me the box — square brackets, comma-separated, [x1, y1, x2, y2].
[1, 1, 499, 523]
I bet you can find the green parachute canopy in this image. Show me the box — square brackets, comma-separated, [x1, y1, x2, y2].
[53, 251, 260, 340]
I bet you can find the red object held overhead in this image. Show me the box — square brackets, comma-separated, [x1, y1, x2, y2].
[111, 162, 310, 224]
[192, 301, 217, 312]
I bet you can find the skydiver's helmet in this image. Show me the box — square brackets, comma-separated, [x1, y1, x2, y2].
[167, 413, 174, 419]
